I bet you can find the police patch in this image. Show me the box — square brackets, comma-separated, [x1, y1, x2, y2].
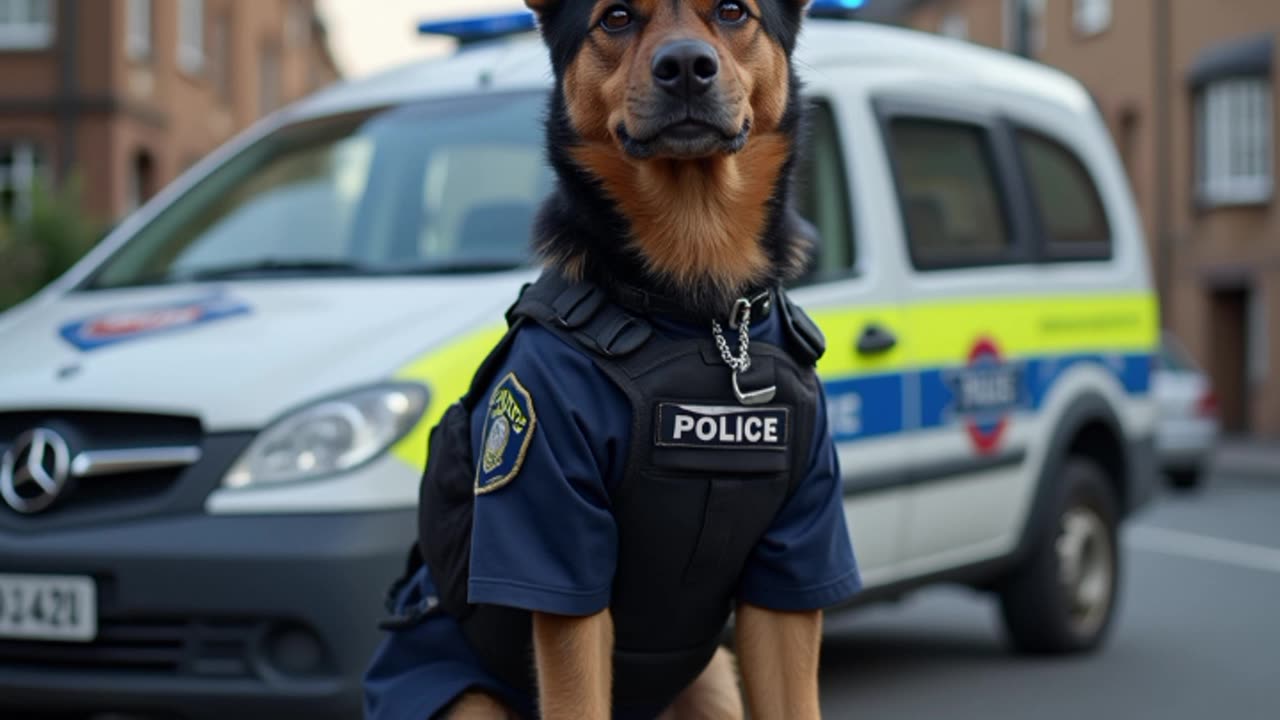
[656, 404, 789, 450]
[476, 373, 537, 494]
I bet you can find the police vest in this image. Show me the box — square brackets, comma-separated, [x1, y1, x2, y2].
[416, 271, 826, 706]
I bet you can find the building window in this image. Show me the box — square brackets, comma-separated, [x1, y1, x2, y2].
[0, 141, 45, 221]
[259, 43, 282, 115]
[126, 0, 151, 60]
[0, 0, 54, 49]
[1196, 78, 1273, 206]
[125, 150, 154, 214]
[888, 119, 1012, 269]
[1005, 0, 1046, 59]
[178, 0, 204, 74]
[939, 12, 968, 41]
[1073, 0, 1111, 36]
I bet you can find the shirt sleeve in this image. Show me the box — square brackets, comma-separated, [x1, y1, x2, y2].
[738, 385, 862, 611]
[466, 326, 629, 617]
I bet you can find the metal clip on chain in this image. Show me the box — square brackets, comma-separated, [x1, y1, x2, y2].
[712, 297, 777, 406]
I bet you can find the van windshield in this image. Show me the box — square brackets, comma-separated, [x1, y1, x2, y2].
[86, 92, 551, 289]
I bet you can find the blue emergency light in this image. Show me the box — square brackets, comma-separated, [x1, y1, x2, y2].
[417, 11, 538, 44]
[809, 0, 868, 17]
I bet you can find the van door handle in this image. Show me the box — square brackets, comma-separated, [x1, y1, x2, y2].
[856, 324, 898, 355]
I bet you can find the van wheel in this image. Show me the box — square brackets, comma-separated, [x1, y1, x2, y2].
[999, 457, 1119, 654]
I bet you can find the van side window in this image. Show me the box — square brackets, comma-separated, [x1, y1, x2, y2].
[1017, 130, 1112, 258]
[889, 119, 1011, 269]
[794, 100, 855, 283]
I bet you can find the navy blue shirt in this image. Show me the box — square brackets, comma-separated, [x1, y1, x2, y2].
[465, 307, 861, 616]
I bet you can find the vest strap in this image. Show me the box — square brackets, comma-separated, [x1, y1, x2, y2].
[777, 291, 827, 365]
[512, 271, 653, 359]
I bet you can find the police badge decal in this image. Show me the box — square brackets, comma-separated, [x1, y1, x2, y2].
[475, 372, 537, 494]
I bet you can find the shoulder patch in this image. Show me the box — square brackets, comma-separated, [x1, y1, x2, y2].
[475, 372, 537, 495]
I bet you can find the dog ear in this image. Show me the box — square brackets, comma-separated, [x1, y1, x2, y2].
[524, 0, 556, 17]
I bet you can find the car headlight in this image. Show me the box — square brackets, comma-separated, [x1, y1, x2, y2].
[223, 384, 429, 489]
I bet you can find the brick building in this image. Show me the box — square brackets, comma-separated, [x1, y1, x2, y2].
[0, 0, 339, 223]
[868, 0, 1279, 437]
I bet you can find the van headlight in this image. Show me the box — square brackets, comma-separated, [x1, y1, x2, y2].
[223, 384, 429, 489]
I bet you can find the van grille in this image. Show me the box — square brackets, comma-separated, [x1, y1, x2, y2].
[0, 411, 206, 525]
[0, 619, 258, 677]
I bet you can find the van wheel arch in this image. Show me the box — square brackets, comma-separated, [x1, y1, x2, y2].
[1018, 394, 1128, 562]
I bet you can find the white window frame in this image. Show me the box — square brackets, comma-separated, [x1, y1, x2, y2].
[0, 0, 54, 50]
[0, 141, 45, 220]
[939, 12, 968, 41]
[178, 0, 205, 75]
[126, 0, 151, 60]
[1073, 0, 1111, 37]
[1197, 77, 1274, 206]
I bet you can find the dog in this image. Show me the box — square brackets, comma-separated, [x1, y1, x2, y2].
[448, 1, 829, 718]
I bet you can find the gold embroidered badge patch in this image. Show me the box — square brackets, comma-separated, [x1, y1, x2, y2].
[475, 372, 536, 494]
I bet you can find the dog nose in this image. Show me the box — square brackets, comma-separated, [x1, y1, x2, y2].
[652, 40, 719, 97]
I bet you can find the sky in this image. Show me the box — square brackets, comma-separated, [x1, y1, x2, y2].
[317, 0, 527, 78]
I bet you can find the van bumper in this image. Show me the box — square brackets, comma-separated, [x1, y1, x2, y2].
[0, 509, 414, 720]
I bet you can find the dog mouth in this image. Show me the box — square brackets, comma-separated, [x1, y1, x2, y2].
[619, 117, 751, 160]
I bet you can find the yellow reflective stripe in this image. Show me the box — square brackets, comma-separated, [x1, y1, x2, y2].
[904, 292, 1159, 366]
[813, 292, 1159, 377]
[389, 291, 1158, 471]
[389, 323, 507, 471]
[810, 305, 906, 377]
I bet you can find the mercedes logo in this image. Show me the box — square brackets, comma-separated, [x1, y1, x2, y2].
[0, 428, 72, 514]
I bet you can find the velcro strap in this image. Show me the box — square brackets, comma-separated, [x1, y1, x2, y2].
[778, 293, 826, 365]
[552, 281, 605, 329]
[588, 310, 652, 357]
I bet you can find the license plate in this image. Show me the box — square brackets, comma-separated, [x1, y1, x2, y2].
[0, 574, 97, 642]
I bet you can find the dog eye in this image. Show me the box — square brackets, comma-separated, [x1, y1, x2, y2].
[600, 6, 633, 32]
[717, 1, 748, 24]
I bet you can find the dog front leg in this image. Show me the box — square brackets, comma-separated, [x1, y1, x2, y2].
[532, 609, 614, 719]
[735, 603, 822, 720]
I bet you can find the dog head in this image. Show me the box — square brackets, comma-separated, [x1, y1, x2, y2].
[527, 0, 807, 159]
[526, 1, 814, 315]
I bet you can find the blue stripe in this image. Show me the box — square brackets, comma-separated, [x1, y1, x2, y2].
[825, 353, 1152, 444]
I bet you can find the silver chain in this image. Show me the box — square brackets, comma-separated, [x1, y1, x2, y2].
[712, 298, 752, 373]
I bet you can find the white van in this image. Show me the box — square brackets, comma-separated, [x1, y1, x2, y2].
[0, 12, 1158, 718]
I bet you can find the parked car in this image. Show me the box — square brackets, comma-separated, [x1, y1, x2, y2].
[0, 8, 1160, 718]
[1153, 331, 1220, 489]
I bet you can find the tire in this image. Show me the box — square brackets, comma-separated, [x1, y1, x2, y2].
[998, 457, 1120, 655]
[1168, 468, 1203, 491]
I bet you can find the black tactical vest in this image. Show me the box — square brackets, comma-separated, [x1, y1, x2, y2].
[416, 271, 826, 708]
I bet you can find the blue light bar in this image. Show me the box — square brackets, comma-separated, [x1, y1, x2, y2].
[418, 11, 537, 43]
[809, 0, 868, 17]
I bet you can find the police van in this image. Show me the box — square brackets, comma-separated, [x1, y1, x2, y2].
[0, 6, 1158, 718]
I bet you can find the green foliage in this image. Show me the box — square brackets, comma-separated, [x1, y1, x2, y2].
[0, 177, 104, 312]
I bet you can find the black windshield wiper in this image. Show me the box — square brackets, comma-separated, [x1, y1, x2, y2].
[178, 259, 378, 281]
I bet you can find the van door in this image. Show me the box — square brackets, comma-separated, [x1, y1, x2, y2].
[789, 93, 910, 589]
[875, 99, 1042, 575]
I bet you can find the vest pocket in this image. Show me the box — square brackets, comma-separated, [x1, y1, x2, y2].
[680, 475, 789, 587]
[418, 400, 479, 619]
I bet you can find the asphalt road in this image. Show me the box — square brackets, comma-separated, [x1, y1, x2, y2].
[817, 468, 1280, 720]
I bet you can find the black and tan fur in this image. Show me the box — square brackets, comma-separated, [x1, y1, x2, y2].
[530, 0, 815, 318]
[453, 2, 823, 717]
